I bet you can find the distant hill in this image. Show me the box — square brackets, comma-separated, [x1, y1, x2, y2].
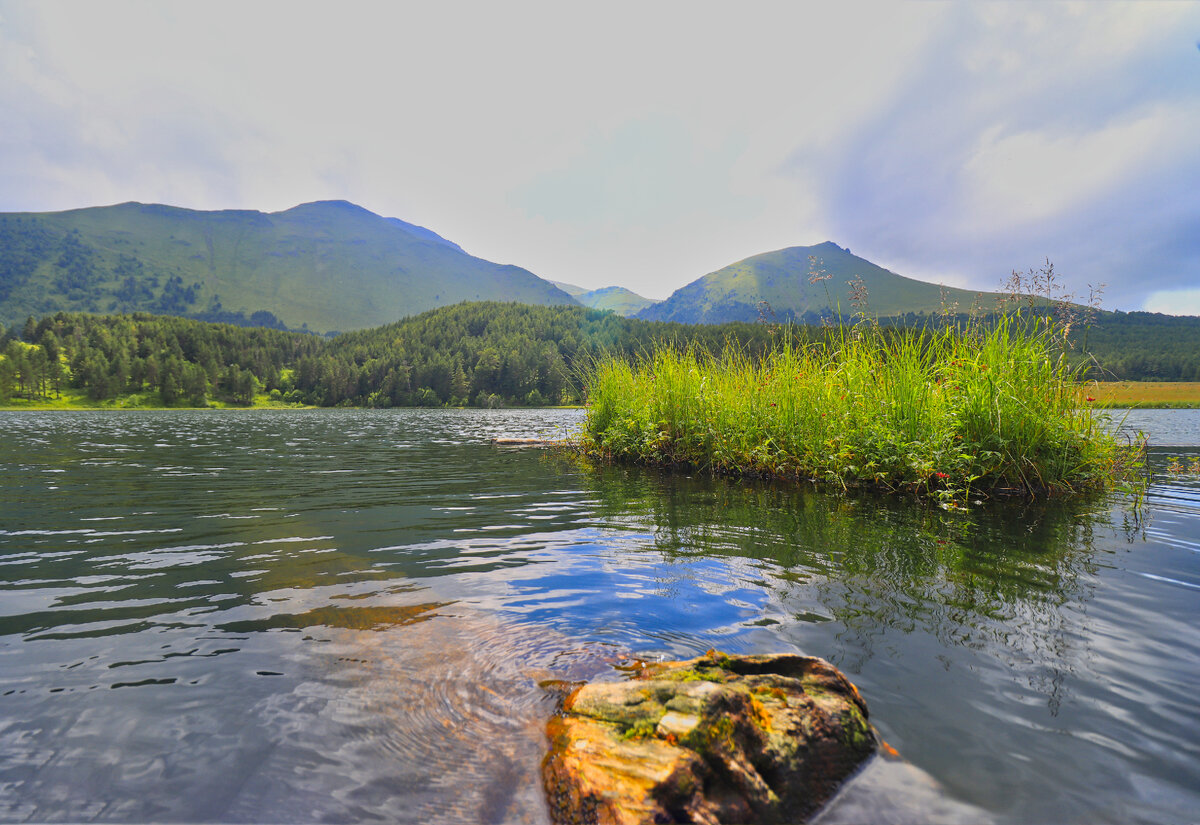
[548, 280, 588, 298]
[638, 242, 1002, 324]
[548, 281, 656, 317]
[0, 200, 577, 332]
[574, 286, 656, 317]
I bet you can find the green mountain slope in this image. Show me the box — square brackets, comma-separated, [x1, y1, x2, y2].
[547, 282, 656, 316]
[548, 280, 588, 297]
[0, 200, 577, 332]
[637, 242, 1000, 324]
[574, 286, 656, 317]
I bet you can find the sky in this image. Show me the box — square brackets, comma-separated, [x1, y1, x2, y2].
[1, 1, 1198, 312]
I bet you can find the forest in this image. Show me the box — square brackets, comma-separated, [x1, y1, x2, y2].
[2, 301, 1198, 408]
[0, 304, 772, 408]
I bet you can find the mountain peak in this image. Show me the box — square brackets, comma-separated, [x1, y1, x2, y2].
[637, 243, 992, 324]
[278, 199, 380, 218]
[0, 199, 575, 332]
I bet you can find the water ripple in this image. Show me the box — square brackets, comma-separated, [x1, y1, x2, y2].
[1, 409, 1198, 824]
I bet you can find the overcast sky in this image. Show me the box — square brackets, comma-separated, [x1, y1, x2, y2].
[2, 1, 1198, 312]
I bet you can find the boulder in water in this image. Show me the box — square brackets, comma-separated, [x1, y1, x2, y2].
[543, 650, 876, 824]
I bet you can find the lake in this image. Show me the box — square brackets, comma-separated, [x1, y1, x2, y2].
[1, 408, 1197, 824]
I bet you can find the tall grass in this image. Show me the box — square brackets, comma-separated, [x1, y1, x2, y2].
[580, 314, 1143, 501]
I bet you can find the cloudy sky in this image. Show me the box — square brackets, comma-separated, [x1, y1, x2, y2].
[2, 1, 1198, 312]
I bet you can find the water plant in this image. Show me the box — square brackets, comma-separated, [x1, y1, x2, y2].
[579, 309, 1144, 501]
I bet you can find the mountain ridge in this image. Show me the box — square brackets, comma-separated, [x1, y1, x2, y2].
[574, 285, 656, 317]
[0, 200, 575, 332]
[2, 198, 1044, 334]
[637, 242, 1005, 324]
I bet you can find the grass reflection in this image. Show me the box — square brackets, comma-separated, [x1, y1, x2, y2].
[572, 457, 1133, 712]
[218, 601, 449, 633]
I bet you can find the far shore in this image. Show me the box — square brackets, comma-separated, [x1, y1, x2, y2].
[1089, 381, 1200, 409]
[4, 383, 1198, 411]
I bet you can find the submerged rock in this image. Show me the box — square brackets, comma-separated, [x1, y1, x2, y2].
[543, 650, 876, 825]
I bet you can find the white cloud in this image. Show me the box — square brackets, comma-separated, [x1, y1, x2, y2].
[817, 2, 1200, 312]
[1144, 289, 1200, 317]
[1, 0, 1198, 311]
[960, 104, 1197, 230]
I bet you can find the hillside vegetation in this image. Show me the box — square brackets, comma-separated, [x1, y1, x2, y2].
[581, 314, 1143, 501]
[3, 299, 1199, 410]
[638, 242, 1009, 324]
[0, 304, 772, 409]
[0, 200, 576, 333]
[574, 286, 656, 317]
[550, 282, 656, 316]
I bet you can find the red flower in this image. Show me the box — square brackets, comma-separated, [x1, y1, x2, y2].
[1085, 396, 1095, 402]
[934, 471, 949, 479]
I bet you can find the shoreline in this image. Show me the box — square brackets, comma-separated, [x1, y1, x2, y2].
[0, 401, 582, 411]
[4, 381, 1198, 412]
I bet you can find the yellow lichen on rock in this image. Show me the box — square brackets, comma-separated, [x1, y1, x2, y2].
[543, 650, 877, 824]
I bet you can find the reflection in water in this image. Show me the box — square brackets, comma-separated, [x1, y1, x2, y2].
[566, 454, 1199, 824]
[217, 601, 449, 633]
[0, 409, 1198, 824]
[579, 458, 1112, 710]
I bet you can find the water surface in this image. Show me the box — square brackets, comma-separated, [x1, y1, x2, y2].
[1, 408, 1198, 824]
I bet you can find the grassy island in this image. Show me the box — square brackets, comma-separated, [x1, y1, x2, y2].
[580, 315, 1144, 502]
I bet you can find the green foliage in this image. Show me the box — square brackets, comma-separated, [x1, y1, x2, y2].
[297, 302, 773, 408]
[1, 311, 321, 408]
[1070, 311, 1200, 381]
[580, 312, 1144, 501]
[0, 303, 775, 409]
[637, 242, 999, 324]
[574, 286, 656, 317]
[0, 201, 577, 333]
[1, 296, 1195, 421]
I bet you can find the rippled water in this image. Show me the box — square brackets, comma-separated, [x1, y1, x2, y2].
[1, 408, 1198, 824]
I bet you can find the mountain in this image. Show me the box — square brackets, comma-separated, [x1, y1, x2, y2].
[574, 286, 656, 317]
[547, 281, 655, 316]
[548, 280, 588, 298]
[0, 200, 577, 332]
[637, 242, 1002, 324]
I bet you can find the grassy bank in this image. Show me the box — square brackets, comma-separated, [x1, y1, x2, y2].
[580, 317, 1143, 501]
[0, 387, 309, 411]
[1088, 381, 1200, 409]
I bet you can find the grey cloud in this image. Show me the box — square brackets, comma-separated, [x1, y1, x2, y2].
[811, 4, 1200, 310]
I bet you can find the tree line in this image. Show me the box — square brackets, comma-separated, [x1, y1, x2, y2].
[0, 304, 773, 408]
[1, 311, 321, 406]
[2, 301, 1198, 408]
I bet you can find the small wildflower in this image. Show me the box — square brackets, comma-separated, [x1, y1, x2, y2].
[934, 471, 949, 480]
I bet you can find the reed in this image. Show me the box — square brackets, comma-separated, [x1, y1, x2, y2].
[580, 313, 1142, 501]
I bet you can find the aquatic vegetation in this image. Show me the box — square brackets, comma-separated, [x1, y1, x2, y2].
[1165, 455, 1200, 475]
[580, 312, 1145, 501]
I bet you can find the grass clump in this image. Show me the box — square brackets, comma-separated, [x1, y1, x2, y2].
[579, 314, 1143, 502]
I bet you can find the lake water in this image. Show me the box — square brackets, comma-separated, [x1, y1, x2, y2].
[1, 408, 1197, 824]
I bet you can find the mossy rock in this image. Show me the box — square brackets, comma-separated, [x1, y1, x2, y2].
[543, 650, 876, 824]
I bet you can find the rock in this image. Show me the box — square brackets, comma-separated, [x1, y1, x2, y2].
[543, 650, 876, 825]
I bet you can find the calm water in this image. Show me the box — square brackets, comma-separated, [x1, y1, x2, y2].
[1, 408, 1197, 824]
